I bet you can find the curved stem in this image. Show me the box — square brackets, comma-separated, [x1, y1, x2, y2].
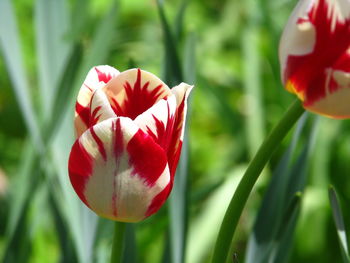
[211, 99, 305, 263]
[110, 221, 126, 263]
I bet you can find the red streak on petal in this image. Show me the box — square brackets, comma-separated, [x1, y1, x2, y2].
[111, 69, 166, 119]
[285, 0, 350, 105]
[95, 67, 113, 83]
[146, 102, 175, 153]
[68, 140, 93, 206]
[89, 126, 107, 161]
[112, 118, 124, 159]
[127, 128, 167, 187]
[168, 95, 186, 178]
[145, 183, 171, 217]
[84, 83, 93, 92]
[110, 119, 125, 217]
[90, 105, 102, 125]
[75, 102, 90, 127]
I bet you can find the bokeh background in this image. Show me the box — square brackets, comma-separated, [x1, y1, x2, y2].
[1, 0, 350, 262]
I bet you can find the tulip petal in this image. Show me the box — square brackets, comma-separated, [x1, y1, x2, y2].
[280, 0, 350, 118]
[75, 65, 120, 137]
[90, 88, 117, 125]
[102, 68, 173, 120]
[143, 83, 193, 217]
[168, 83, 193, 177]
[134, 95, 177, 153]
[68, 117, 171, 222]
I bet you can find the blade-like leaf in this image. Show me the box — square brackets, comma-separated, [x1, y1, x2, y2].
[35, 0, 71, 115]
[268, 193, 302, 263]
[185, 166, 247, 263]
[44, 44, 83, 143]
[0, 0, 43, 152]
[174, 0, 189, 40]
[156, 0, 183, 86]
[75, 0, 119, 88]
[245, 113, 308, 263]
[2, 143, 41, 262]
[157, 2, 192, 263]
[48, 2, 120, 262]
[329, 186, 350, 263]
[245, 113, 317, 263]
[242, 26, 264, 158]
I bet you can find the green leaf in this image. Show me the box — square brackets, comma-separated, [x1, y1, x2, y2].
[174, 0, 189, 40]
[168, 31, 195, 263]
[242, 26, 265, 158]
[2, 142, 41, 262]
[268, 192, 302, 263]
[156, 0, 183, 86]
[157, 2, 192, 263]
[47, 2, 120, 262]
[122, 224, 137, 263]
[0, 0, 43, 152]
[245, 114, 317, 263]
[75, 0, 119, 87]
[183, 32, 196, 85]
[329, 186, 350, 263]
[35, 0, 71, 115]
[43, 44, 83, 143]
[186, 166, 247, 263]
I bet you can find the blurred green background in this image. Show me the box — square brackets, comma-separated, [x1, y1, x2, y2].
[0, 0, 349, 262]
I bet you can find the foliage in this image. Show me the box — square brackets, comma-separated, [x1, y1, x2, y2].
[0, 0, 349, 262]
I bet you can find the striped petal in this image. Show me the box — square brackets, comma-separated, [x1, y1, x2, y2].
[168, 83, 193, 177]
[68, 117, 171, 222]
[101, 68, 173, 120]
[134, 95, 177, 154]
[75, 65, 120, 137]
[89, 88, 117, 126]
[279, 0, 350, 118]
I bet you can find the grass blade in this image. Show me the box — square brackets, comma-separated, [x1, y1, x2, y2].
[245, 114, 317, 263]
[0, 0, 43, 152]
[329, 185, 350, 263]
[156, 0, 183, 86]
[35, 0, 71, 115]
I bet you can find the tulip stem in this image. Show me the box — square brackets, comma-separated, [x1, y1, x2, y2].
[211, 99, 305, 263]
[110, 222, 126, 263]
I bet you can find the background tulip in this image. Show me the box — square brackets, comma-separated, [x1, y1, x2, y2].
[69, 67, 192, 222]
[279, 0, 350, 118]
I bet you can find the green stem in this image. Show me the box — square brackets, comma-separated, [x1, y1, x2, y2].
[211, 99, 305, 263]
[110, 222, 126, 263]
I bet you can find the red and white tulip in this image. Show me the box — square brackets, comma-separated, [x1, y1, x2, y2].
[68, 66, 193, 222]
[279, 0, 350, 118]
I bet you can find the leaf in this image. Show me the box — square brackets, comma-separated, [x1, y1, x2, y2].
[2, 142, 41, 262]
[0, 0, 43, 152]
[245, 113, 307, 263]
[245, 113, 317, 263]
[185, 166, 247, 263]
[242, 26, 265, 158]
[156, 0, 183, 86]
[75, 0, 119, 87]
[329, 186, 350, 263]
[47, 2, 120, 262]
[183, 31, 196, 85]
[174, 0, 189, 41]
[122, 224, 137, 263]
[268, 192, 302, 263]
[43, 44, 83, 143]
[35, 0, 71, 116]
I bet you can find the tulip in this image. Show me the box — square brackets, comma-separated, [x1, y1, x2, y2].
[68, 66, 193, 222]
[279, 0, 350, 118]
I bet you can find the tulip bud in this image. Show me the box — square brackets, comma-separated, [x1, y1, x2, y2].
[69, 67, 193, 222]
[279, 0, 350, 118]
